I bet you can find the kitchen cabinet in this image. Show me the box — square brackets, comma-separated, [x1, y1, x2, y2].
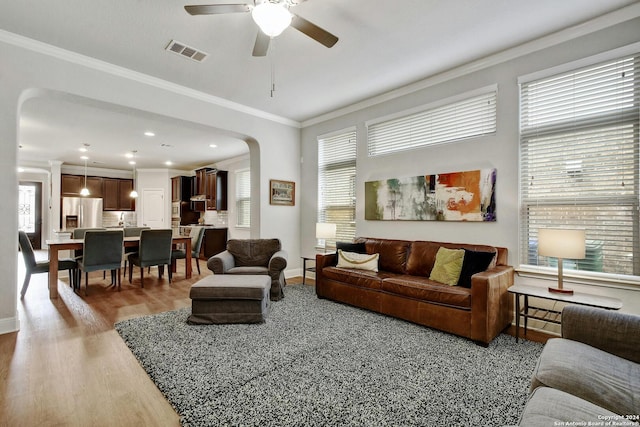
[205, 170, 228, 211]
[171, 176, 193, 202]
[191, 168, 227, 212]
[194, 168, 211, 197]
[201, 228, 228, 259]
[103, 178, 135, 211]
[61, 174, 103, 197]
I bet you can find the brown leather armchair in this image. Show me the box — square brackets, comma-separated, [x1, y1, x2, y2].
[207, 238, 287, 301]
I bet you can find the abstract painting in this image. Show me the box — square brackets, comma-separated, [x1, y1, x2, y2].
[364, 168, 496, 221]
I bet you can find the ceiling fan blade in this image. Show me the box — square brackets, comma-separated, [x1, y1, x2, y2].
[252, 31, 271, 57]
[184, 4, 250, 15]
[290, 14, 338, 48]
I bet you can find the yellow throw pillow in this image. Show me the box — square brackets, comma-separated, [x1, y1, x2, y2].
[429, 247, 465, 285]
[336, 250, 379, 272]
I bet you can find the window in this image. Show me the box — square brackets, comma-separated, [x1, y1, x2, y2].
[235, 169, 250, 228]
[318, 129, 357, 244]
[367, 87, 497, 156]
[519, 54, 640, 279]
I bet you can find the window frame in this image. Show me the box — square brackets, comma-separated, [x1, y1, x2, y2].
[366, 85, 497, 157]
[517, 48, 640, 287]
[317, 127, 357, 247]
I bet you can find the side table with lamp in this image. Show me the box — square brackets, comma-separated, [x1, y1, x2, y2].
[301, 223, 336, 285]
[509, 228, 622, 342]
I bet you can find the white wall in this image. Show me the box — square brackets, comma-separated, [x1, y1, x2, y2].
[300, 18, 640, 316]
[0, 32, 300, 334]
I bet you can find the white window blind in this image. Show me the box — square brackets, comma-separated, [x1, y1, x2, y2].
[367, 90, 496, 156]
[318, 129, 357, 243]
[235, 169, 250, 228]
[520, 54, 640, 278]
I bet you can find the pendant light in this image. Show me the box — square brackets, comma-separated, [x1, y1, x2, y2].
[129, 150, 139, 198]
[80, 157, 90, 196]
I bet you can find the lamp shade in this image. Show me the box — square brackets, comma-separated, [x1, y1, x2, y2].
[538, 228, 586, 259]
[316, 223, 337, 240]
[252, 1, 292, 37]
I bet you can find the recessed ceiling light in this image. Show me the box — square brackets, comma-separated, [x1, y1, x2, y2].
[17, 167, 25, 173]
[209, 144, 218, 148]
[80, 155, 89, 160]
[165, 161, 173, 166]
[79, 147, 88, 152]
[129, 160, 136, 165]
[125, 152, 134, 158]
[144, 131, 155, 137]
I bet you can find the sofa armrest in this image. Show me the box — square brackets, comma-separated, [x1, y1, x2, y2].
[470, 265, 514, 344]
[315, 253, 337, 296]
[269, 250, 288, 273]
[207, 250, 235, 274]
[562, 305, 640, 364]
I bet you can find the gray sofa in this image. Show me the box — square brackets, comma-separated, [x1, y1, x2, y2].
[518, 305, 640, 426]
[207, 238, 288, 301]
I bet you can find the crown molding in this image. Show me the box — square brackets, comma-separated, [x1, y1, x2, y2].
[301, 3, 640, 128]
[0, 30, 301, 129]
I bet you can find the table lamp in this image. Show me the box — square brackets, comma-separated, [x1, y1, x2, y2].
[316, 223, 337, 253]
[538, 228, 586, 295]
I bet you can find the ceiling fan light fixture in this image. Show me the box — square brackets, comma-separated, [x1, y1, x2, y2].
[252, 2, 291, 37]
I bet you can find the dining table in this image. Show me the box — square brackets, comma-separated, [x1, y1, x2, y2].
[45, 234, 192, 299]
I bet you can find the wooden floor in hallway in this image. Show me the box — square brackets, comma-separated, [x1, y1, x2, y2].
[0, 254, 305, 427]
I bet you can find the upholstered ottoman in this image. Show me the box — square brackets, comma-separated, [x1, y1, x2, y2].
[188, 275, 270, 324]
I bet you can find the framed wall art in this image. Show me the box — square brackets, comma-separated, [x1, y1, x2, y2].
[270, 179, 295, 206]
[365, 168, 496, 222]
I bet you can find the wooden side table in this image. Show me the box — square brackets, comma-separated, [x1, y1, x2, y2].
[508, 284, 622, 342]
[301, 256, 316, 285]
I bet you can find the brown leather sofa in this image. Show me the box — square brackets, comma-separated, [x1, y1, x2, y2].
[315, 237, 514, 345]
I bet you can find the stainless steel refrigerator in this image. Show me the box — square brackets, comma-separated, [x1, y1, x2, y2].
[62, 197, 103, 230]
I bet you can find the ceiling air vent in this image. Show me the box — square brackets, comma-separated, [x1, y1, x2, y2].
[165, 40, 208, 62]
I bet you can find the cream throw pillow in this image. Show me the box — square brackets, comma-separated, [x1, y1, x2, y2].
[337, 250, 379, 272]
[429, 247, 465, 285]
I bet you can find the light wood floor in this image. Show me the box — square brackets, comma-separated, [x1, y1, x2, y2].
[0, 255, 305, 426]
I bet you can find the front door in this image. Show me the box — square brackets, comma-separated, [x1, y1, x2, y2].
[18, 181, 42, 249]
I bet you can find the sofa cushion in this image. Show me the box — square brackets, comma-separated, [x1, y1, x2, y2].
[518, 387, 624, 427]
[405, 241, 441, 277]
[322, 266, 396, 291]
[456, 248, 496, 288]
[531, 337, 640, 416]
[336, 241, 367, 254]
[429, 247, 465, 285]
[381, 276, 471, 309]
[354, 237, 410, 274]
[336, 250, 379, 271]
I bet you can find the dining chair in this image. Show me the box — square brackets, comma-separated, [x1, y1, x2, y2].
[72, 227, 107, 279]
[128, 229, 173, 287]
[171, 227, 205, 275]
[18, 230, 77, 298]
[121, 226, 151, 280]
[76, 230, 124, 295]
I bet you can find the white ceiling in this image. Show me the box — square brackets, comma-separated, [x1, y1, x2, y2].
[3, 0, 638, 171]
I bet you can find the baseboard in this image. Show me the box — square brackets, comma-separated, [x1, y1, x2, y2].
[0, 313, 20, 335]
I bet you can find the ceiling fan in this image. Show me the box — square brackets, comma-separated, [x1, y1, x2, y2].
[184, 0, 339, 56]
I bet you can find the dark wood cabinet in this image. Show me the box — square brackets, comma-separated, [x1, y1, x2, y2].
[61, 174, 83, 196]
[171, 176, 193, 202]
[103, 178, 120, 210]
[101, 178, 135, 211]
[201, 228, 228, 259]
[118, 179, 135, 211]
[205, 170, 228, 211]
[61, 174, 103, 197]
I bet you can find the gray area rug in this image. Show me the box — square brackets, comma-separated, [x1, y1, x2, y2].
[115, 285, 542, 426]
